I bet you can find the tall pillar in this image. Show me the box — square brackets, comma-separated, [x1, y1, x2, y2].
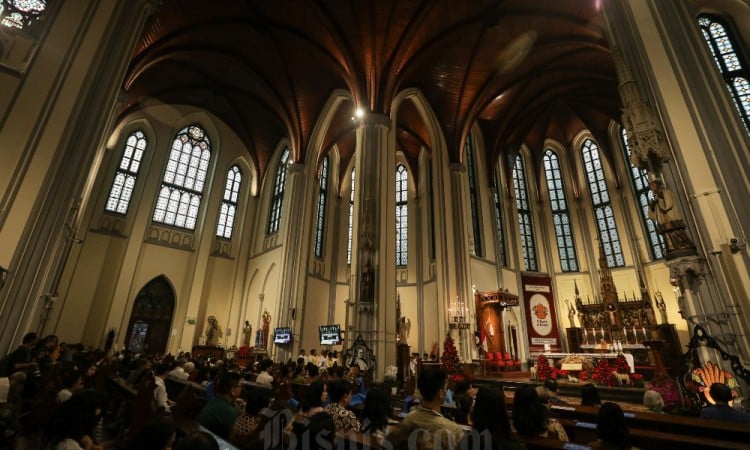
[449, 163, 475, 361]
[603, 0, 750, 363]
[350, 113, 397, 378]
[0, 0, 160, 354]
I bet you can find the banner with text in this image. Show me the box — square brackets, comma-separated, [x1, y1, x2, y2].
[522, 274, 561, 352]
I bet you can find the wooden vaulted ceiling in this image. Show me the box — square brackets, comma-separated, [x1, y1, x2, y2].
[122, 0, 619, 186]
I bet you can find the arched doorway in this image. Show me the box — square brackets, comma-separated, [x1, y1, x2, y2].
[125, 276, 175, 354]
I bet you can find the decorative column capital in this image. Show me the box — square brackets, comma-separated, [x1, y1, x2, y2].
[357, 113, 392, 129]
[450, 162, 467, 174]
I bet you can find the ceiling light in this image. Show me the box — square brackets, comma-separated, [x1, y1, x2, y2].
[355, 108, 364, 118]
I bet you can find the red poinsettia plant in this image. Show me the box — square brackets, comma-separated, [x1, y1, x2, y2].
[579, 370, 590, 381]
[629, 373, 645, 388]
[591, 358, 613, 386]
[237, 346, 250, 358]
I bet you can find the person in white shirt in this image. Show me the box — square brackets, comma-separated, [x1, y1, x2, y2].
[255, 359, 274, 386]
[153, 363, 174, 413]
[318, 350, 329, 370]
[309, 349, 319, 366]
[168, 360, 190, 380]
[297, 349, 308, 364]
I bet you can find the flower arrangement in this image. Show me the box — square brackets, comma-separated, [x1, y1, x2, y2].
[591, 358, 612, 386]
[614, 355, 631, 374]
[536, 355, 553, 380]
[579, 370, 590, 382]
[629, 373, 645, 388]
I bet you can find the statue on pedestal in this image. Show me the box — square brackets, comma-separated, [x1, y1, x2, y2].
[648, 180, 695, 255]
[242, 320, 252, 347]
[565, 299, 577, 328]
[206, 315, 222, 346]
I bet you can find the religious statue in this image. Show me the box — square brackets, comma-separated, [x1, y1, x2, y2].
[255, 310, 271, 349]
[648, 180, 694, 253]
[361, 260, 374, 301]
[565, 299, 577, 328]
[242, 320, 252, 347]
[206, 315, 222, 346]
[397, 316, 411, 344]
[654, 291, 668, 325]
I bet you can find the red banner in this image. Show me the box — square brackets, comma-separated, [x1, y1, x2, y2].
[522, 274, 561, 352]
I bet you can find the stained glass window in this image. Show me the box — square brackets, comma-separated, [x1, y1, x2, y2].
[347, 169, 355, 265]
[582, 138, 624, 267]
[267, 147, 290, 235]
[216, 165, 242, 239]
[466, 136, 483, 257]
[698, 15, 750, 134]
[153, 125, 211, 230]
[620, 128, 665, 259]
[493, 175, 506, 267]
[0, 0, 46, 30]
[314, 157, 329, 258]
[543, 150, 578, 272]
[512, 155, 537, 271]
[396, 164, 408, 266]
[106, 130, 147, 215]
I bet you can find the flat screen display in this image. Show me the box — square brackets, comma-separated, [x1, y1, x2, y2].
[319, 324, 341, 345]
[274, 327, 292, 344]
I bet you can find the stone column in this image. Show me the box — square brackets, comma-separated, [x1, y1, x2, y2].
[602, 0, 750, 363]
[0, 0, 161, 354]
[350, 113, 396, 378]
[449, 163, 474, 362]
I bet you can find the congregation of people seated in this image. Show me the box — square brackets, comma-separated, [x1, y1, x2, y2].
[3, 337, 750, 450]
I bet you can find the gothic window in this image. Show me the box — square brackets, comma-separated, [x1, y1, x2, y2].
[543, 150, 578, 272]
[347, 168, 355, 265]
[267, 147, 290, 235]
[620, 128, 665, 259]
[492, 175, 507, 267]
[512, 155, 537, 271]
[216, 165, 242, 239]
[152, 125, 211, 230]
[698, 14, 750, 133]
[396, 164, 408, 266]
[106, 130, 147, 215]
[466, 135, 483, 257]
[314, 157, 329, 258]
[582, 138, 625, 267]
[0, 0, 46, 30]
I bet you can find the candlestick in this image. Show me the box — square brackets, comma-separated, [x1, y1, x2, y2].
[642, 327, 647, 340]
[600, 327, 605, 340]
[632, 326, 637, 340]
[623, 327, 627, 344]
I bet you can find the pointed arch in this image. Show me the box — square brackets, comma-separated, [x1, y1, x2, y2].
[125, 276, 175, 354]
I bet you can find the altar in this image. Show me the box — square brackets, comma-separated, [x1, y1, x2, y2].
[531, 351, 635, 374]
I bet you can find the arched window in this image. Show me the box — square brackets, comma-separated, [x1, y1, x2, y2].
[492, 176, 507, 267]
[347, 168, 355, 265]
[267, 147, 290, 235]
[314, 157, 329, 258]
[1, 0, 46, 30]
[582, 138, 624, 267]
[543, 149, 578, 272]
[512, 155, 537, 271]
[106, 130, 147, 215]
[466, 135, 483, 257]
[396, 164, 408, 266]
[216, 165, 242, 239]
[698, 14, 750, 133]
[153, 124, 211, 230]
[620, 128, 665, 259]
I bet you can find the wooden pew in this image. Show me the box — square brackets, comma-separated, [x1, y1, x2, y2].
[336, 430, 381, 449]
[547, 403, 750, 445]
[557, 418, 748, 450]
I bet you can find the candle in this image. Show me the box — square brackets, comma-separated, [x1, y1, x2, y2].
[632, 326, 637, 338]
[600, 327, 605, 339]
[642, 327, 647, 340]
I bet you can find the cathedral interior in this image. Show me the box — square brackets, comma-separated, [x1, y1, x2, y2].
[1, 0, 750, 381]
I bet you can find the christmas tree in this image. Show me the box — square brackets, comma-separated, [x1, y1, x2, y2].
[441, 334, 460, 375]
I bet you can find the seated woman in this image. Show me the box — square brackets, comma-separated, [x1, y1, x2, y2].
[581, 383, 603, 407]
[289, 380, 335, 449]
[229, 388, 272, 449]
[511, 384, 568, 442]
[361, 384, 399, 445]
[643, 390, 665, 414]
[461, 386, 523, 450]
[589, 402, 639, 449]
